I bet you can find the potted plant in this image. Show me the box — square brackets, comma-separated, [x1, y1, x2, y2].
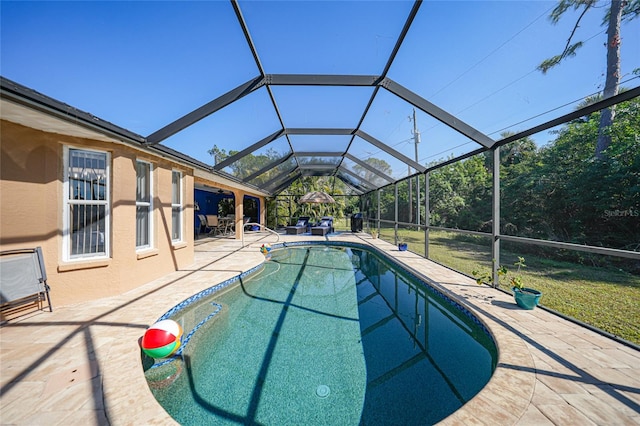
[473, 257, 542, 310]
[398, 241, 408, 251]
[509, 257, 542, 310]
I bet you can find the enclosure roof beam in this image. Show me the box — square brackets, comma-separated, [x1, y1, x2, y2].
[298, 164, 339, 170]
[242, 152, 293, 183]
[231, 0, 265, 77]
[268, 172, 302, 195]
[338, 165, 377, 190]
[495, 86, 640, 148]
[382, 78, 494, 149]
[213, 129, 284, 171]
[266, 74, 381, 86]
[336, 0, 423, 172]
[336, 174, 365, 195]
[356, 130, 426, 173]
[344, 153, 395, 183]
[285, 128, 356, 135]
[232, 0, 299, 172]
[335, 174, 365, 195]
[260, 166, 298, 191]
[379, 0, 423, 78]
[336, 172, 370, 193]
[301, 170, 334, 177]
[146, 75, 265, 145]
[294, 151, 343, 157]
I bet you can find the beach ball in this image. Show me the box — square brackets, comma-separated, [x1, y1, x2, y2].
[260, 244, 271, 255]
[141, 319, 183, 359]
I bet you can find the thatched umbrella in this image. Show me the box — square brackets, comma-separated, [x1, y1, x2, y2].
[298, 191, 336, 204]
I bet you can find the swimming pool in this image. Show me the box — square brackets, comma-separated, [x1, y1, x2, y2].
[144, 244, 497, 425]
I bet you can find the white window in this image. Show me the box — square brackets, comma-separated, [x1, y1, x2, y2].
[171, 170, 183, 242]
[136, 160, 153, 250]
[63, 147, 110, 260]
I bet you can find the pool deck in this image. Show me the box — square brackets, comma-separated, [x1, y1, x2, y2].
[1, 231, 638, 425]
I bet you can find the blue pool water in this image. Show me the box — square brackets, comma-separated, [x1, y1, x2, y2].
[144, 244, 497, 425]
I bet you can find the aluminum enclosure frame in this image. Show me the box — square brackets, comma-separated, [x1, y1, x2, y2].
[139, 0, 495, 196]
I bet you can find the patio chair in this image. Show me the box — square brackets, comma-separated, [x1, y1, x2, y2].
[221, 214, 235, 235]
[198, 214, 213, 235]
[311, 216, 334, 236]
[1, 247, 52, 320]
[286, 216, 310, 235]
[205, 215, 225, 235]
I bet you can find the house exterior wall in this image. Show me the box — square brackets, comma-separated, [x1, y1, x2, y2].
[0, 120, 195, 306]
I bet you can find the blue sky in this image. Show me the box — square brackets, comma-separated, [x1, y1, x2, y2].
[2, 1, 639, 180]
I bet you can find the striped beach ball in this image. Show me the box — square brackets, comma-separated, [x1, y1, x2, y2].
[141, 319, 183, 359]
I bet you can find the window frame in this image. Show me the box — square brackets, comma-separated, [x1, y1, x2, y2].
[62, 146, 111, 261]
[171, 170, 183, 243]
[135, 160, 154, 250]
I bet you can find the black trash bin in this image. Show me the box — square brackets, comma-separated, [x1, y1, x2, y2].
[351, 213, 363, 232]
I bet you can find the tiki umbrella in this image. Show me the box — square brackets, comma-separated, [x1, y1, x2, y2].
[298, 191, 336, 204]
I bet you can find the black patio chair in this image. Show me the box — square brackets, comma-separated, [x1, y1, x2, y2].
[286, 216, 311, 235]
[311, 216, 334, 236]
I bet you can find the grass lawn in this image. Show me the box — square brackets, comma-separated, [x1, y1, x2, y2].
[376, 227, 640, 346]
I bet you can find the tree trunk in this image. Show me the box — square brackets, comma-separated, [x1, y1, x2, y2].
[595, 0, 625, 159]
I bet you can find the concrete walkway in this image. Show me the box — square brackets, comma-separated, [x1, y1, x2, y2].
[1, 232, 638, 425]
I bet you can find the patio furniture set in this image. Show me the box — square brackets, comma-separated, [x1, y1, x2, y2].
[285, 216, 334, 236]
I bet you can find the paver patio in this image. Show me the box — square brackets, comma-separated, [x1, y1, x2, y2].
[1, 232, 638, 425]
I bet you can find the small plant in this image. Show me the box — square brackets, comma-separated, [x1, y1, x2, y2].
[474, 256, 541, 309]
[472, 256, 526, 289]
[472, 262, 507, 287]
[509, 256, 526, 289]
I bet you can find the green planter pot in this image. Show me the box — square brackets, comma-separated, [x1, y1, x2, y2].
[513, 287, 542, 310]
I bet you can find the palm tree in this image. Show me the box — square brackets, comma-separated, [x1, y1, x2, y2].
[538, 0, 639, 159]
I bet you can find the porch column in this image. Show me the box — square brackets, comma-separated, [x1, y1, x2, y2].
[259, 196, 267, 227]
[234, 190, 245, 240]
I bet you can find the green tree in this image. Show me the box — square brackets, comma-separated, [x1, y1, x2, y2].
[544, 96, 640, 248]
[497, 135, 546, 237]
[499, 97, 639, 251]
[538, 0, 639, 158]
[275, 176, 349, 224]
[428, 154, 492, 230]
